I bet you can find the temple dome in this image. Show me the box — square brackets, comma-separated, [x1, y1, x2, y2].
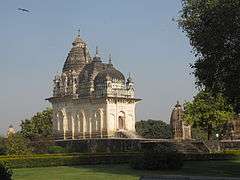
[94, 65, 125, 84]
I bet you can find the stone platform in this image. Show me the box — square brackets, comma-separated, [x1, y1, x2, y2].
[55, 138, 209, 154]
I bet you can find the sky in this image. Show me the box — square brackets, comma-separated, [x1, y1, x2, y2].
[0, 0, 197, 135]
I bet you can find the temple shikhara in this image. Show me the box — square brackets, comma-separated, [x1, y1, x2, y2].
[47, 33, 141, 139]
[170, 101, 191, 140]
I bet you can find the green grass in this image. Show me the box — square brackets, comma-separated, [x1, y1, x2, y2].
[13, 159, 240, 180]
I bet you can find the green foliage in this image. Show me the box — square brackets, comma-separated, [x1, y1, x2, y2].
[0, 153, 140, 168]
[135, 120, 171, 139]
[30, 139, 55, 154]
[6, 133, 31, 155]
[184, 91, 234, 139]
[223, 150, 240, 155]
[178, 0, 240, 113]
[0, 162, 12, 180]
[131, 142, 182, 170]
[191, 128, 208, 141]
[131, 153, 183, 170]
[0, 136, 7, 155]
[20, 108, 53, 140]
[141, 142, 178, 154]
[48, 146, 65, 154]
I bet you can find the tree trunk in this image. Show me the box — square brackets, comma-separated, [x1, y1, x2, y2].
[207, 124, 212, 140]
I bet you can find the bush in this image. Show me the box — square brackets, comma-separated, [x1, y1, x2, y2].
[30, 137, 55, 154]
[223, 150, 240, 155]
[0, 153, 140, 168]
[6, 133, 32, 155]
[48, 146, 65, 154]
[0, 162, 12, 180]
[131, 153, 183, 170]
[136, 120, 171, 139]
[0, 137, 7, 155]
[131, 141, 183, 170]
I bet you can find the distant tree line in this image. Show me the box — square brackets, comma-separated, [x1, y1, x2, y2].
[135, 119, 171, 139]
[0, 108, 53, 155]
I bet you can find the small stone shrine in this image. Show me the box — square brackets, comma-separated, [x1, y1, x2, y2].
[170, 101, 191, 140]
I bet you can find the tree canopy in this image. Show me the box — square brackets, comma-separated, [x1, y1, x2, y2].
[183, 91, 234, 140]
[6, 133, 31, 155]
[20, 108, 53, 140]
[0, 136, 6, 155]
[178, 0, 240, 113]
[135, 119, 171, 139]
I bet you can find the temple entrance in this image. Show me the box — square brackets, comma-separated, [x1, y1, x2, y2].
[118, 111, 125, 130]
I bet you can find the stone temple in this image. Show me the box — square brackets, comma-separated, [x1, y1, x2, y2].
[47, 33, 141, 140]
[170, 101, 191, 140]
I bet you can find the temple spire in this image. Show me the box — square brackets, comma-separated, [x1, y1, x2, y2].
[92, 46, 101, 62]
[95, 46, 99, 57]
[77, 29, 80, 37]
[108, 53, 112, 65]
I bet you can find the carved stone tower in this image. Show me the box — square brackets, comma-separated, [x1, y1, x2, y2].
[170, 101, 191, 140]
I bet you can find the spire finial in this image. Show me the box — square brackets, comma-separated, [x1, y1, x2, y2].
[109, 53, 112, 64]
[95, 46, 99, 57]
[175, 100, 181, 108]
[127, 72, 133, 83]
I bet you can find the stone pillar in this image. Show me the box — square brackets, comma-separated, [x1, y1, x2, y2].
[66, 113, 72, 139]
[75, 114, 80, 139]
[56, 113, 60, 131]
[82, 113, 86, 139]
[100, 110, 103, 138]
[62, 111, 67, 140]
[71, 114, 75, 140]
[89, 117, 92, 138]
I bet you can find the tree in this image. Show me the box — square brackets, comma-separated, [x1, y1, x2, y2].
[0, 136, 7, 155]
[178, 0, 240, 113]
[183, 91, 234, 140]
[20, 108, 53, 140]
[6, 133, 31, 155]
[136, 120, 171, 139]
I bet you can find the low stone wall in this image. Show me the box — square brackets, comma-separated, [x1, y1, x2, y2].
[56, 138, 143, 153]
[220, 140, 240, 150]
[55, 138, 209, 154]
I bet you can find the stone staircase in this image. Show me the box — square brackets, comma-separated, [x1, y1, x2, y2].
[174, 140, 210, 154]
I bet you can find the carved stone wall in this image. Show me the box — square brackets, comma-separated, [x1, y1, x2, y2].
[52, 98, 136, 140]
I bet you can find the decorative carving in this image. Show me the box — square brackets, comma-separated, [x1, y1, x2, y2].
[170, 101, 191, 140]
[47, 34, 141, 140]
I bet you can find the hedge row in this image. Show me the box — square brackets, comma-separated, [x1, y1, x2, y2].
[131, 153, 183, 170]
[223, 150, 240, 155]
[0, 153, 140, 169]
[1, 152, 238, 169]
[0, 152, 140, 159]
[183, 153, 240, 161]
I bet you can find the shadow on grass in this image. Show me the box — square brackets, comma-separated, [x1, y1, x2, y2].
[70, 160, 240, 178]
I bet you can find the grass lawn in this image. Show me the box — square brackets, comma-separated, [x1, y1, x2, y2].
[13, 159, 240, 180]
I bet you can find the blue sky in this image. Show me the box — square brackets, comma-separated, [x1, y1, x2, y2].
[0, 0, 197, 135]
